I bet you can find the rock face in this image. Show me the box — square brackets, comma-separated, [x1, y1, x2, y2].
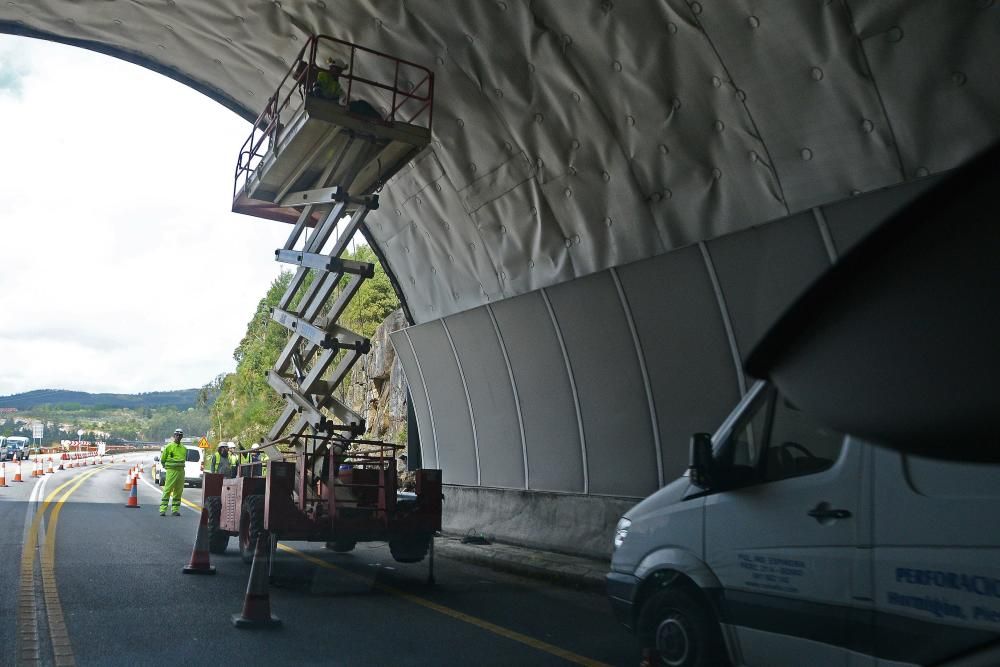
[344, 309, 408, 444]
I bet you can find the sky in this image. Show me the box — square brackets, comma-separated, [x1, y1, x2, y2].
[0, 35, 293, 395]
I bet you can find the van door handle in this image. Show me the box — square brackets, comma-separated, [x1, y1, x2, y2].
[807, 502, 852, 521]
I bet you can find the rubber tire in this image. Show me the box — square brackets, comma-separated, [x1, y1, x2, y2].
[389, 533, 431, 563]
[326, 539, 357, 553]
[637, 587, 728, 667]
[205, 496, 229, 555]
[239, 494, 265, 564]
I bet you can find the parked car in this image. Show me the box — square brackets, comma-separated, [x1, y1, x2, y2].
[607, 379, 1000, 667]
[1, 436, 31, 460]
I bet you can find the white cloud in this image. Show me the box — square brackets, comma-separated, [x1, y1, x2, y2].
[0, 36, 292, 395]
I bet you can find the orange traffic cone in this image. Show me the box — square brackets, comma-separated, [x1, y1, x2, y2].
[125, 477, 140, 508]
[183, 506, 217, 575]
[0, 462, 8, 487]
[32, 460, 39, 477]
[123, 471, 132, 491]
[46, 458, 54, 474]
[13, 460, 23, 483]
[232, 537, 280, 628]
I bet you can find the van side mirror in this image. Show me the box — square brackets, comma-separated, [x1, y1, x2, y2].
[689, 433, 715, 489]
[153, 456, 159, 462]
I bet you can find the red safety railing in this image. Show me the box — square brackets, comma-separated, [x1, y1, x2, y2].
[234, 34, 435, 201]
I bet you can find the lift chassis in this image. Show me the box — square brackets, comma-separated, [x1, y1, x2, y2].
[206, 435, 441, 566]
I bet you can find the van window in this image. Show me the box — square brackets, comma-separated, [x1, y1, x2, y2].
[718, 384, 845, 484]
[185, 448, 201, 462]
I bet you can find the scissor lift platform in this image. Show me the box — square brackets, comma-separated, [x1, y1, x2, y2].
[232, 34, 434, 225]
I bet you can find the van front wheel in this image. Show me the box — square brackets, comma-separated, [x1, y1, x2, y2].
[637, 587, 728, 667]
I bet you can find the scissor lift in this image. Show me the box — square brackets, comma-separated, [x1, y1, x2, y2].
[214, 35, 440, 573]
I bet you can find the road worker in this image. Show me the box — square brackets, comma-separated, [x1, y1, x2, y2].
[159, 429, 187, 516]
[206, 442, 237, 478]
[314, 57, 346, 101]
[240, 442, 270, 478]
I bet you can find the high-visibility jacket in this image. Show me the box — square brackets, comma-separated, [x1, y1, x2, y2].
[161, 442, 187, 470]
[314, 70, 342, 100]
[207, 451, 237, 476]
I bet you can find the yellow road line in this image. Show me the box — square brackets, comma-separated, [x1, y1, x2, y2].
[277, 544, 610, 667]
[17, 467, 103, 666]
[41, 468, 102, 666]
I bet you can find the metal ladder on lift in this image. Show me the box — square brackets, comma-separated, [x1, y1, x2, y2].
[263, 137, 381, 446]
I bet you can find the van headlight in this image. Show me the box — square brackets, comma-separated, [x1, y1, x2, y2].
[613, 517, 631, 550]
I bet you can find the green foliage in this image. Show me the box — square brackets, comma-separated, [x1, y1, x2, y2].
[209, 244, 399, 443]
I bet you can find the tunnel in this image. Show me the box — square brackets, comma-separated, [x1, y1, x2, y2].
[3, 1, 998, 558]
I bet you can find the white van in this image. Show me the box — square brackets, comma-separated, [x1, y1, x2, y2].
[607, 380, 1000, 666]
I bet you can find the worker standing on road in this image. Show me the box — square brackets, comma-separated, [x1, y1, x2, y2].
[206, 442, 237, 478]
[159, 429, 187, 516]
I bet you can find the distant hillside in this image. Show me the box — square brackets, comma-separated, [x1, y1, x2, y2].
[0, 389, 200, 410]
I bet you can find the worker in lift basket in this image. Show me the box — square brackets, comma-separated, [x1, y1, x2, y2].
[240, 443, 269, 478]
[206, 442, 237, 478]
[159, 429, 187, 516]
[313, 57, 347, 102]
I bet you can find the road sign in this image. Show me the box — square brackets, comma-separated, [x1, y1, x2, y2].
[198, 437, 210, 449]
[32, 423, 43, 439]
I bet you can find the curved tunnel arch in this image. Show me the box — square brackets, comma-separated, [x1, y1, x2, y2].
[3, 1, 997, 556]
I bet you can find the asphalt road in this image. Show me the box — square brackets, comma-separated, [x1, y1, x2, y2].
[0, 455, 640, 666]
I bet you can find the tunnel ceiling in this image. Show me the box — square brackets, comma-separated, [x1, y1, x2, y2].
[3, 1, 998, 324]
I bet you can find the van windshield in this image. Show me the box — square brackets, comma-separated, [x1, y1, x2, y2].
[185, 449, 201, 462]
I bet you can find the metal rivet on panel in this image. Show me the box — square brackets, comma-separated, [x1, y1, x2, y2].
[650, 192, 663, 202]
[465, 33, 474, 43]
[571, 139, 580, 150]
[494, 88, 503, 98]
[291, 34, 298, 41]
[564, 188, 573, 198]
[534, 113, 544, 123]
[453, 291, 460, 301]
[528, 260, 535, 268]
[659, 144, 669, 155]
[409, 277, 416, 285]
[602, 171, 610, 182]
[749, 150, 759, 163]
[468, 242, 477, 250]
[886, 26, 903, 42]
[457, 118, 465, 128]
[529, 63, 536, 73]
[165, 24, 175, 31]
[748, 15, 760, 29]
[375, 19, 383, 30]
[810, 67, 824, 81]
[448, 254, 455, 263]
[951, 71, 967, 86]
[500, 225, 508, 234]
[443, 221, 450, 229]
[434, 182, 442, 192]
[714, 120, 725, 132]
[66, 17, 75, 24]
[113, 18, 123, 25]
[470, 163, 478, 173]
[226, 37, 234, 44]
[667, 22, 678, 34]
[711, 76, 722, 88]
[626, 115, 636, 126]
[568, 166, 578, 176]
[503, 141, 513, 153]
[690, 2, 703, 14]
[800, 148, 813, 161]
[571, 92, 581, 102]
[257, 68, 265, 76]
[497, 0, 508, 10]
[436, 56, 444, 65]
[612, 60, 623, 72]
[237, 15, 246, 22]
[158, 44, 166, 50]
[431, 267, 437, 275]
[573, 235, 581, 245]
[530, 206, 537, 216]
[403, 246, 410, 254]
[861, 118, 874, 133]
[664, 188, 672, 199]
[737, 89, 747, 102]
[536, 157, 544, 170]
[562, 34, 572, 47]
[712, 167, 722, 180]
[564, 238, 573, 248]
[605, 216, 613, 227]
[500, 271, 507, 280]
[672, 97, 682, 110]
[213, 58, 223, 66]
[395, 209, 401, 216]
[915, 167, 930, 177]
